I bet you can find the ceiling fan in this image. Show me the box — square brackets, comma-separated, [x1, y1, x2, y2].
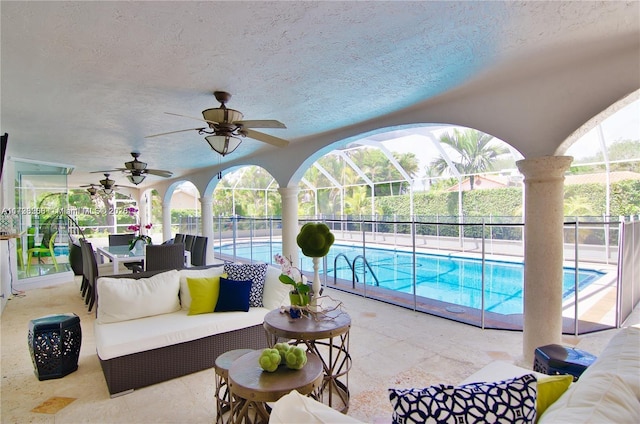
[145, 91, 289, 156]
[79, 183, 100, 197]
[81, 174, 121, 196]
[98, 152, 173, 185]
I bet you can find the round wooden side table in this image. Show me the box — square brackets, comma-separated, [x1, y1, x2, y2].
[227, 350, 323, 424]
[214, 349, 255, 424]
[263, 307, 352, 413]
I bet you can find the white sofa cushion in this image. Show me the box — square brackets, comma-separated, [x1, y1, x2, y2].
[579, 325, 640, 398]
[539, 371, 640, 423]
[96, 270, 181, 324]
[94, 307, 270, 360]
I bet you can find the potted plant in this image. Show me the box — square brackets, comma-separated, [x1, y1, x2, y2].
[274, 254, 311, 306]
[125, 206, 152, 252]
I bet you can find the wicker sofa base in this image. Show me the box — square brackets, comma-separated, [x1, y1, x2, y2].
[99, 323, 268, 396]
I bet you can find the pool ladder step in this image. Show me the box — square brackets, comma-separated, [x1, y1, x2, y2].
[333, 253, 380, 289]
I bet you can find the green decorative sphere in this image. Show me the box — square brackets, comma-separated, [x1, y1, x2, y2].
[296, 222, 335, 257]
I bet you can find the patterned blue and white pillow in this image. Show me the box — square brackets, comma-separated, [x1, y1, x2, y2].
[224, 263, 268, 307]
[389, 374, 537, 424]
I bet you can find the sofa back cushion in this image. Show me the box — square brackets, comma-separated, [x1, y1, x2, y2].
[96, 270, 181, 324]
[262, 264, 291, 310]
[539, 371, 640, 423]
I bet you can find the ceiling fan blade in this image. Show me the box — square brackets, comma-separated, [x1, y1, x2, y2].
[244, 129, 289, 148]
[144, 127, 205, 138]
[90, 169, 120, 173]
[165, 112, 219, 125]
[146, 169, 173, 178]
[236, 120, 286, 129]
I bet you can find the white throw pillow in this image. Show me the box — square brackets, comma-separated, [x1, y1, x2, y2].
[178, 266, 225, 309]
[97, 270, 181, 324]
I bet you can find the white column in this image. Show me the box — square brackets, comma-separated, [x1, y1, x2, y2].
[139, 192, 150, 229]
[278, 187, 300, 265]
[516, 156, 573, 365]
[200, 196, 214, 264]
[162, 202, 171, 242]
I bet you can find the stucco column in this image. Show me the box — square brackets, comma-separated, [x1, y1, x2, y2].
[200, 196, 214, 264]
[139, 192, 150, 229]
[516, 156, 573, 364]
[162, 202, 171, 242]
[278, 187, 300, 265]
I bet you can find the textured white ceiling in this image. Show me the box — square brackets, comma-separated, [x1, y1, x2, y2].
[1, 1, 638, 189]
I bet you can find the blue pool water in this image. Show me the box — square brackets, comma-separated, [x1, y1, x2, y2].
[215, 242, 605, 315]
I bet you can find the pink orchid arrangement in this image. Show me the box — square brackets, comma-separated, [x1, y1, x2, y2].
[126, 206, 152, 248]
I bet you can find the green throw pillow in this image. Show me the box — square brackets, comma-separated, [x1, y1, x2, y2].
[536, 374, 573, 418]
[186, 275, 222, 315]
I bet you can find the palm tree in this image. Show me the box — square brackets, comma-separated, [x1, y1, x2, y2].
[430, 129, 507, 190]
[395, 152, 419, 194]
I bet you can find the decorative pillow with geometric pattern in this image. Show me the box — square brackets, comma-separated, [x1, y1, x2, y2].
[224, 262, 268, 307]
[389, 374, 537, 424]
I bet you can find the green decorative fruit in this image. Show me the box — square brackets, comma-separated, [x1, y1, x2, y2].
[274, 342, 291, 362]
[258, 348, 281, 372]
[285, 346, 308, 370]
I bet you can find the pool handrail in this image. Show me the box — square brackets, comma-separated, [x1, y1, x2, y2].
[352, 255, 381, 287]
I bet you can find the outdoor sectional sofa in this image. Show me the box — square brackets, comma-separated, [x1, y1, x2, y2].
[271, 325, 640, 423]
[93, 263, 289, 397]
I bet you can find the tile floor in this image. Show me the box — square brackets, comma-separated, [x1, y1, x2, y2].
[2, 274, 638, 423]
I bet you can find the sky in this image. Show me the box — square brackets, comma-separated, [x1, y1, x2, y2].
[382, 99, 640, 179]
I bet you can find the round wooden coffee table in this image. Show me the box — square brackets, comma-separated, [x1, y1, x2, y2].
[263, 308, 352, 412]
[227, 350, 323, 424]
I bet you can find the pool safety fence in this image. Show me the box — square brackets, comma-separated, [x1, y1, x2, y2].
[210, 216, 637, 335]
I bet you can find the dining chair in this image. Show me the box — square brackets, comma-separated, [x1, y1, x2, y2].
[190, 236, 208, 266]
[109, 233, 141, 272]
[174, 233, 186, 245]
[80, 239, 99, 311]
[108, 233, 135, 246]
[144, 243, 186, 272]
[183, 235, 195, 252]
[26, 231, 58, 276]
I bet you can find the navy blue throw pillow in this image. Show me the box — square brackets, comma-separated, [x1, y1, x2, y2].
[214, 277, 252, 312]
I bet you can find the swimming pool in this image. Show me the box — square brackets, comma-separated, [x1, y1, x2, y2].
[215, 242, 605, 315]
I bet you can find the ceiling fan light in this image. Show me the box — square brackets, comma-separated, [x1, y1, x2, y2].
[202, 108, 243, 124]
[128, 174, 146, 185]
[102, 188, 114, 195]
[100, 177, 115, 188]
[205, 135, 242, 156]
[125, 160, 147, 171]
